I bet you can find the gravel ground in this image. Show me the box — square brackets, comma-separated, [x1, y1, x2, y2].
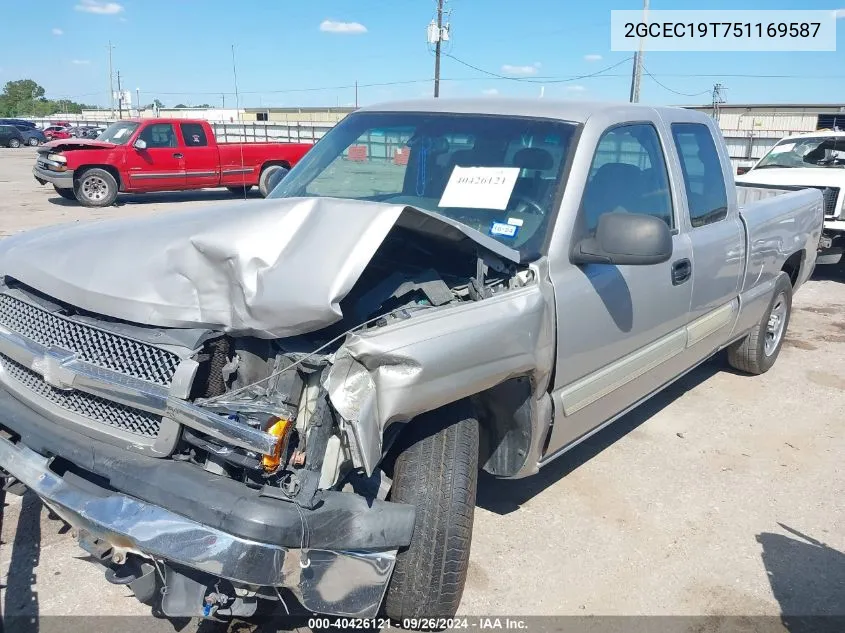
[0, 147, 842, 631]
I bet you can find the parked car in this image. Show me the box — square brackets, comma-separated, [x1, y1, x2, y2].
[83, 126, 106, 139]
[15, 125, 46, 146]
[43, 125, 72, 141]
[736, 130, 845, 265]
[32, 118, 312, 206]
[0, 100, 823, 620]
[0, 124, 25, 148]
[0, 118, 36, 129]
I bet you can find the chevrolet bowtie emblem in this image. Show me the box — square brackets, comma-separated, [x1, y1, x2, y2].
[31, 348, 77, 391]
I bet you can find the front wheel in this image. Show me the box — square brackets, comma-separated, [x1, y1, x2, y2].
[383, 401, 479, 620]
[74, 168, 119, 208]
[727, 272, 793, 375]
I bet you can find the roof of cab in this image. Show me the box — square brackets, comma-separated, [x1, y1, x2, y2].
[355, 97, 711, 125]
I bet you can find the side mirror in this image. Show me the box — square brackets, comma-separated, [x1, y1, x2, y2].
[572, 212, 673, 266]
[133, 138, 147, 150]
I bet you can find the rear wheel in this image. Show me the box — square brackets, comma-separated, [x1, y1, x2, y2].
[74, 168, 118, 208]
[8, 138, 21, 148]
[383, 401, 479, 620]
[227, 185, 253, 196]
[53, 186, 76, 201]
[259, 164, 288, 198]
[727, 272, 793, 375]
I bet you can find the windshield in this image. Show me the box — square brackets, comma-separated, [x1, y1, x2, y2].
[96, 121, 140, 145]
[269, 111, 578, 257]
[755, 136, 845, 169]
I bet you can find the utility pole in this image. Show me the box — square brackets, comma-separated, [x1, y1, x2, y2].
[427, 0, 450, 97]
[711, 83, 726, 121]
[116, 71, 123, 119]
[355, 80, 358, 108]
[136, 88, 140, 116]
[106, 41, 115, 116]
[628, 0, 649, 103]
[222, 93, 225, 109]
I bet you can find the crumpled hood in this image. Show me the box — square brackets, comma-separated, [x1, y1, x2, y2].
[39, 139, 115, 152]
[0, 197, 519, 338]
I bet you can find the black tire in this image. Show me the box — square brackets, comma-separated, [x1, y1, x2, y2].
[27, 137, 40, 146]
[8, 138, 21, 148]
[259, 164, 288, 198]
[728, 272, 793, 375]
[227, 185, 253, 196]
[383, 401, 479, 620]
[74, 168, 118, 208]
[53, 186, 77, 201]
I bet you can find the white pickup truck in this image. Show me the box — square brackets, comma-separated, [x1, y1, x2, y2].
[736, 130, 845, 265]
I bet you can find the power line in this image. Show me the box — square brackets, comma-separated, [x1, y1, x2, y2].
[443, 53, 634, 83]
[643, 66, 711, 97]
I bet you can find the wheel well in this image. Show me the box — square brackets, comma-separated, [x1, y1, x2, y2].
[781, 250, 804, 288]
[74, 165, 122, 191]
[260, 160, 291, 174]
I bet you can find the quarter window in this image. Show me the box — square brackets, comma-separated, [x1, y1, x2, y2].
[180, 123, 208, 147]
[671, 123, 728, 227]
[581, 123, 674, 233]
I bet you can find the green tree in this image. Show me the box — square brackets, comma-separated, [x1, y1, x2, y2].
[173, 103, 188, 108]
[0, 79, 99, 117]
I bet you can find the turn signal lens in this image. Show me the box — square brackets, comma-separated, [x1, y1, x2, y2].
[262, 416, 293, 473]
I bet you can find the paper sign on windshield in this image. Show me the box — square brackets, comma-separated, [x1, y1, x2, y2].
[770, 142, 795, 154]
[438, 166, 520, 211]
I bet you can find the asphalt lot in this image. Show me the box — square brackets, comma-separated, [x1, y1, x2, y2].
[0, 147, 843, 630]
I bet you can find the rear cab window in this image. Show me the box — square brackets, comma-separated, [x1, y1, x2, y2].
[670, 123, 728, 228]
[180, 123, 208, 147]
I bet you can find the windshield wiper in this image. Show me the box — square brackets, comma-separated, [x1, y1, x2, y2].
[754, 164, 795, 169]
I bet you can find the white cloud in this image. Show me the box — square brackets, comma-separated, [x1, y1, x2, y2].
[52, 28, 64, 36]
[584, 54, 603, 62]
[501, 63, 540, 76]
[482, 88, 500, 96]
[565, 85, 587, 92]
[75, 0, 124, 15]
[834, 9, 845, 18]
[320, 20, 367, 34]
[71, 59, 91, 65]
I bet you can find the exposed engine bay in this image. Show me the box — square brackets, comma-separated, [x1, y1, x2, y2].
[178, 223, 533, 505]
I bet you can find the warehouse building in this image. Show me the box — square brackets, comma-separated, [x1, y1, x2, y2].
[685, 103, 845, 170]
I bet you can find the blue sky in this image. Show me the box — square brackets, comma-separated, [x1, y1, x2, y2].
[1, 0, 844, 109]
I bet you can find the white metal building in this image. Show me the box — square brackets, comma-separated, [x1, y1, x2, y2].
[684, 104, 845, 170]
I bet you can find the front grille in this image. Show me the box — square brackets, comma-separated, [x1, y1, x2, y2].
[0, 294, 179, 386]
[0, 353, 162, 438]
[819, 187, 840, 217]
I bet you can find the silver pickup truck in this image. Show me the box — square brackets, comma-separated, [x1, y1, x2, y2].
[0, 100, 823, 621]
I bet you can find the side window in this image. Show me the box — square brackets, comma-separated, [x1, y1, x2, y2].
[671, 123, 728, 227]
[581, 123, 674, 233]
[138, 123, 177, 149]
[180, 123, 208, 147]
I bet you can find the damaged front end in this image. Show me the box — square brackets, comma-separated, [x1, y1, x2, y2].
[0, 197, 556, 618]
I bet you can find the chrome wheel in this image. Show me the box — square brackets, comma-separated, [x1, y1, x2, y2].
[8, 139, 20, 148]
[764, 292, 787, 356]
[81, 175, 109, 202]
[28, 137, 39, 146]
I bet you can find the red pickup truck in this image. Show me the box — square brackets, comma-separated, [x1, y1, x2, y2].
[33, 118, 312, 207]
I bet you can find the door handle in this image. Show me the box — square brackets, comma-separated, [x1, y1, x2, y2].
[173, 153, 183, 159]
[671, 258, 692, 286]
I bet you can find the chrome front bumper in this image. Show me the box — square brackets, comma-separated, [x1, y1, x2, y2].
[0, 434, 396, 617]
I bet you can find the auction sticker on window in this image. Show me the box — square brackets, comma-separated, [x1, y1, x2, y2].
[438, 166, 520, 211]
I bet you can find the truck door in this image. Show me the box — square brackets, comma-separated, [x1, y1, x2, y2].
[665, 119, 744, 358]
[179, 122, 220, 188]
[544, 121, 695, 457]
[125, 122, 186, 191]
